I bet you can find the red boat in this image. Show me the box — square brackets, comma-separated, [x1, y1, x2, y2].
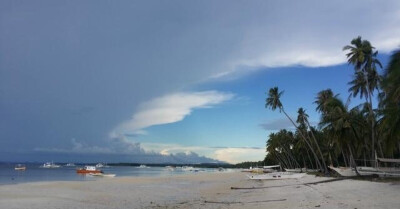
[76, 166, 102, 174]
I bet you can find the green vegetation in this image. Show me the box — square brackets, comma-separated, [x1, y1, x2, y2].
[263, 37, 400, 172]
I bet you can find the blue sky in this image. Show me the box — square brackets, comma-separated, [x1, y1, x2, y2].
[1, 0, 400, 163]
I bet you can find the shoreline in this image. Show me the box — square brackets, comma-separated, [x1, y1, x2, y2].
[1, 171, 399, 208]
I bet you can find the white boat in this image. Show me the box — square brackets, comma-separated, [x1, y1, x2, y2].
[329, 166, 356, 177]
[15, 164, 26, 171]
[285, 168, 302, 173]
[330, 156, 400, 177]
[95, 163, 104, 168]
[304, 168, 320, 172]
[165, 166, 175, 171]
[242, 167, 263, 173]
[248, 172, 306, 180]
[65, 163, 76, 167]
[139, 164, 147, 168]
[41, 162, 61, 168]
[263, 165, 281, 173]
[182, 166, 199, 172]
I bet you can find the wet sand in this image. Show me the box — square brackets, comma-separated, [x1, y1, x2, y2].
[1, 171, 399, 208]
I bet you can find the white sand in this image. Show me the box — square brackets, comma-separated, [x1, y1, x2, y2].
[1, 171, 399, 208]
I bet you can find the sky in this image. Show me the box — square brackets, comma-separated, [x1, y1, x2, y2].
[1, 0, 400, 164]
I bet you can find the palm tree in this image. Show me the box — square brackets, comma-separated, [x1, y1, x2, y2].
[348, 71, 368, 100]
[319, 95, 364, 174]
[297, 108, 328, 172]
[343, 36, 382, 162]
[315, 89, 338, 114]
[380, 50, 400, 157]
[266, 87, 324, 172]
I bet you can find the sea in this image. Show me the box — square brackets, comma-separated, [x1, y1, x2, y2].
[0, 163, 223, 185]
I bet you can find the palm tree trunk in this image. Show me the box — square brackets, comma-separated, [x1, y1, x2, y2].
[377, 140, 384, 158]
[281, 108, 324, 172]
[347, 143, 361, 176]
[306, 149, 314, 169]
[306, 120, 328, 173]
[363, 152, 367, 166]
[281, 151, 293, 168]
[279, 142, 300, 168]
[278, 153, 290, 169]
[364, 73, 376, 165]
[342, 150, 348, 167]
[274, 152, 289, 169]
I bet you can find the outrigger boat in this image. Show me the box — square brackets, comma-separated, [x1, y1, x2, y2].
[15, 164, 26, 171]
[76, 166, 102, 174]
[243, 165, 281, 173]
[329, 156, 400, 177]
[41, 162, 61, 168]
[285, 168, 302, 173]
[65, 163, 76, 167]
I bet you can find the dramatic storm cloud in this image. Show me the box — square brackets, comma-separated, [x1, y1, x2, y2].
[1, 0, 400, 163]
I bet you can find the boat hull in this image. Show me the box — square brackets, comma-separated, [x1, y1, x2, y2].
[76, 169, 102, 174]
[329, 166, 400, 177]
[15, 167, 26, 171]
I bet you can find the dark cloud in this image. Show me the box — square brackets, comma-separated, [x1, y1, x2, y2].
[1, 0, 399, 162]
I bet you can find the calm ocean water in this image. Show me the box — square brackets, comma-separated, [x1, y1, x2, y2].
[0, 163, 220, 185]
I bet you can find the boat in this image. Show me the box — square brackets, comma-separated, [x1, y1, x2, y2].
[247, 172, 306, 180]
[41, 162, 61, 168]
[65, 163, 76, 167]
[89, 173, 116, 177]
[139, 164, 147, 168]
[285, 168, 302, 173]
[329, 166, 356, 177]
[165, 166, 175, 171]
[242, 167, 263, 173]
[95, 163, 104, 168]
[329, 156, 400, 177]
[15, 164, 26, 171]
[263, 165, 281, 173]
[304, 168, 320, 172]
[182, 166, 199, 172]
[330, 165, 400, 177]
[76, 166, 102, 174]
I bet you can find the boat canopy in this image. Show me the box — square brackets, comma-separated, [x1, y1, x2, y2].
[377, 158, 400, 163]
[263, 165, 280, 168]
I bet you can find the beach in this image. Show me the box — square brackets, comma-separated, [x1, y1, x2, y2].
[1, 171, 400, 209]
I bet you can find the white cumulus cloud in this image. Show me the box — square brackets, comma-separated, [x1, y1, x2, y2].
[214, 147, 265, 164]
[110, 91, 234, 137]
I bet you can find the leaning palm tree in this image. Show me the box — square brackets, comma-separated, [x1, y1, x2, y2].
[266, 87, 324, 172]
[314, 89, 338, 114]
[380, 49, 400, 157]
[343, 36, 382, 162]
[297, 108, 328, 172]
